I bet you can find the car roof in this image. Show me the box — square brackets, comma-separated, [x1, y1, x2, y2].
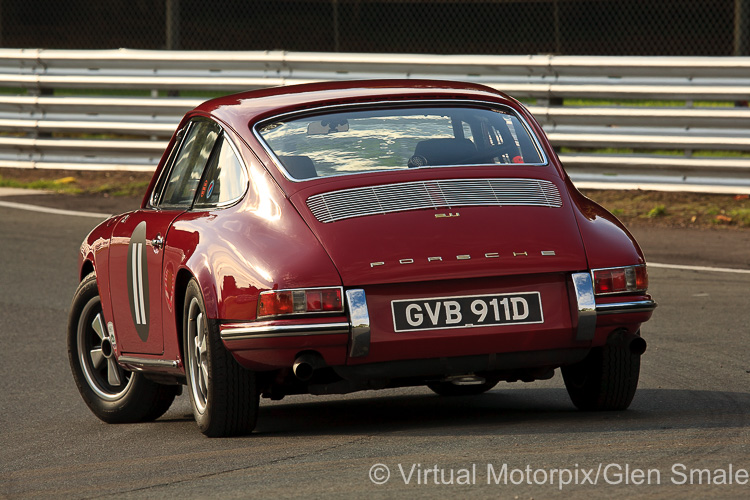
[195, 79, 516, 132]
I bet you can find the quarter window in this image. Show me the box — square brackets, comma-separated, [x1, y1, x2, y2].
[194, 136, 248, 208]
[158, 120, 220, 208]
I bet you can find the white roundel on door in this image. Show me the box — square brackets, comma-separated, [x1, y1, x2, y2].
[126, 221, 150, 342]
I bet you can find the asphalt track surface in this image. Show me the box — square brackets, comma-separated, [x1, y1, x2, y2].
[2, 199, 750, 499]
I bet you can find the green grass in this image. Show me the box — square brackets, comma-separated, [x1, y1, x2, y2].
[0, 174, 151, 197]
[0, 88, 225, 99]
[562, 99, 736, 108]
[0, 88, 739, 108]
[728, 208, 750, 226]
[559, 147, 750, 158]
[89, 181, 150, 197]
[586, 189, 750, 229]
[646, 205, 667, 218]
[0, 176, 82, 194]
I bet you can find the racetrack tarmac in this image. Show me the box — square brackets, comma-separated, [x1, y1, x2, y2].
[1, 202, 749, 499]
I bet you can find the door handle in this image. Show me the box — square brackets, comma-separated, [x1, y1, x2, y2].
[151, 234, 164, 250]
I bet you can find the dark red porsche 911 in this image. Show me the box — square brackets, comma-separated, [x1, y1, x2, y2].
[68, 80, 655, 437]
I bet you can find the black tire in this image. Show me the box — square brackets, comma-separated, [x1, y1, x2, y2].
[427, 379, 499, 397]
[562, 332, 641, 411]
[183, 279, 259, 437]
[68, 272, 177, 423]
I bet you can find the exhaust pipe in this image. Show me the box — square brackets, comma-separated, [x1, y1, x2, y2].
[627, 334, 647, 355]
[293, 352, 326, 381]
[610, 331, 647, 356]
[443, 374, 486, 386]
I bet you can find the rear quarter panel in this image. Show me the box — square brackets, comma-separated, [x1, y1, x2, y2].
[158, 151, 343, 362]
[565, 179, 646, 269]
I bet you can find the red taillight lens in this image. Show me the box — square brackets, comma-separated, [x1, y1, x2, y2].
[321, 289, 342, 311]
[635, 265, 648, 290]
[306, 291, 322, 311]
[258, 287, 344, 318]
[592, 265, 648, 295]
[258, 290, 294, 317]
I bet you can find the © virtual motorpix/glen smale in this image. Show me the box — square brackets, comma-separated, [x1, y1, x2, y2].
[370, 463, 750, 489]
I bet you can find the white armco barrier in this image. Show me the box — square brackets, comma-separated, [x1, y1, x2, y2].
[1, 49, 749, 192]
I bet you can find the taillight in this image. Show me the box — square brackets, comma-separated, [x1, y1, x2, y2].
[257, 287, 344, 318]
[592, 265, 648, 295]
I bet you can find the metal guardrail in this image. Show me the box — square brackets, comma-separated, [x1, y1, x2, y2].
[1, 49, 749, 192]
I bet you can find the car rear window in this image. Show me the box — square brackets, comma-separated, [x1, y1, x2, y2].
[255, 104, 546, 181]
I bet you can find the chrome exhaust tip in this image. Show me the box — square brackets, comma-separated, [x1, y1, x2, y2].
[445, 374, 486, 386]
[292, 352, 325, 381]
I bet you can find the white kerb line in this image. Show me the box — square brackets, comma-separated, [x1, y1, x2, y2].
[649, 262, 750, 275]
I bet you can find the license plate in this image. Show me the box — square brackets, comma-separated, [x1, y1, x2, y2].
[391, 292, 544, 333]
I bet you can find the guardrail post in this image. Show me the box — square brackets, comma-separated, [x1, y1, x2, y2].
[332, 0, 340, 52]
[167, 0, 181, 50]
[735, 0, 750, 56]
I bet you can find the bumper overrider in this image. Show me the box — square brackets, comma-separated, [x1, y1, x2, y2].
[220, 274, 656, 373]
[570, 271, 656, 341]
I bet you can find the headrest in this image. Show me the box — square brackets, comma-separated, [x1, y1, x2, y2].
[413, 138, 477, 166]
[279, 155, 318, 179]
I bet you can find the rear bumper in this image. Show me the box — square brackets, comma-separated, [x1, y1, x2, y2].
[596, 300, 658, 315]
[221, 321, 350, 340]
[220, 318, 351, 371]
[221, 278, 655, 372]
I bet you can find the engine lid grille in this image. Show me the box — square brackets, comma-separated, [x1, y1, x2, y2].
[306, 178, 563, 224]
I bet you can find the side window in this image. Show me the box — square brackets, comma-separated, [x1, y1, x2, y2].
[157, 120, 220, 208]
[194, 136, 248, 208]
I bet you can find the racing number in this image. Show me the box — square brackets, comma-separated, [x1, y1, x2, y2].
[127, 221, 150, 341]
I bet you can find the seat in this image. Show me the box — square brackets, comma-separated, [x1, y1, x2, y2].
[278, 155, 318, 179]
[412, 138, 477, 166]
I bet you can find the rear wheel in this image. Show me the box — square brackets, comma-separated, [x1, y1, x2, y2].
[184, 279, 259, 437]
[562, 332, 641, 411]
[68, 272, 177, 423]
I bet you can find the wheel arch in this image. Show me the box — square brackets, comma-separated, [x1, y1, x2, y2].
[173, 267, 197, 364]
[80, 259, 95, 282]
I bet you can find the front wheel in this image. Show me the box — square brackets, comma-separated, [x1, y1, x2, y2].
[184, 279, 259, 437]
[68, 272, 177, 423]
[562, 331, 642, 411]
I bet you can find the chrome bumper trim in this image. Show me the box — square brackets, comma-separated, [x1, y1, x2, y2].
[346, 289, 371, 358]
[571, 272, 597, 341]
[117, 356, 179, 370]
[220, 291, 372, 358]
[596, 300, 658, 315]
[220, 322, 350, 341]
